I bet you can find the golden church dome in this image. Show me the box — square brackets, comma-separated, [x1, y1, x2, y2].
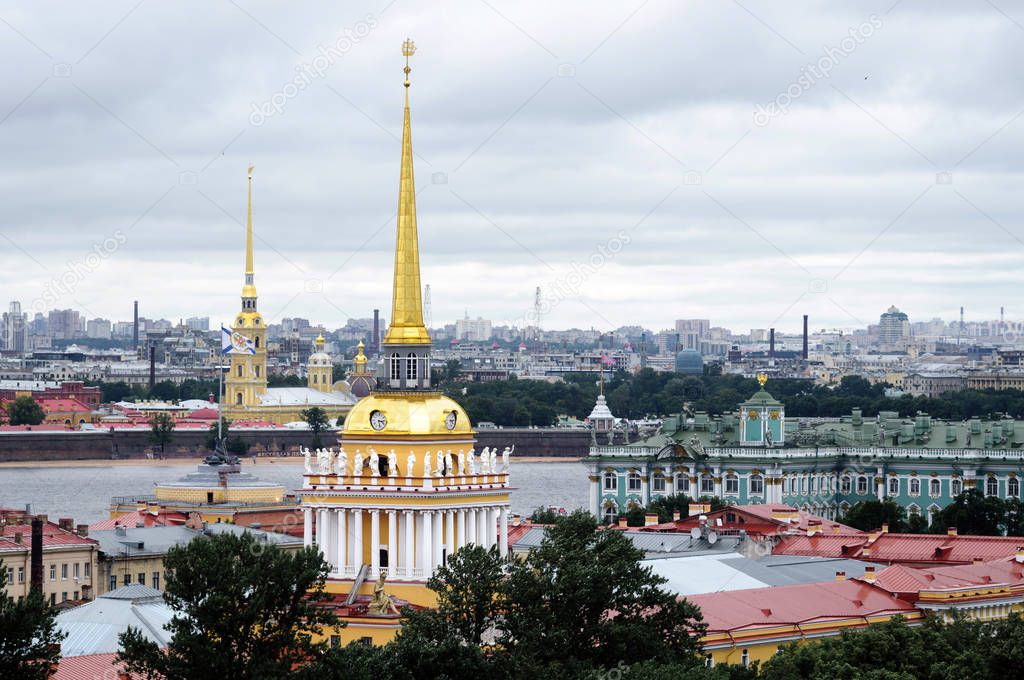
[342, 391, 472, 438]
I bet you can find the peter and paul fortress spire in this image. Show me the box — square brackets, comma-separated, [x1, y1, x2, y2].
[383, 38, 431, 347]
[242, 164, 257, 309]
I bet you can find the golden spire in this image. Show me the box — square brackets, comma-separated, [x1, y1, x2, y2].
[242, 164, 257, 301]
[384, 39, 431, 345]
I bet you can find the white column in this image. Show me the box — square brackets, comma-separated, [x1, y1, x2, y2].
[422, 511, 433, 577]
[456, 509, 466, 551]
[387, 511, 397, 577]
[499, 506, 509, 557]
[476, 508, 487, 546]
[315, 509, 326, 550]
[445, 510, 455, 564]
[404, 511, 414, 578]
[342, 510, 350, 573]
[432, 510, 443, 570]
[466, 508, 477, 546]
[352, 509, 363, 571]
[370, 510, 381, 577]
[589, 474, 600, 517]
[302, 508, 312, 548]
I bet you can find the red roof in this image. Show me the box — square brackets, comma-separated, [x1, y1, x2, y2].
[775, 532, 1024, 566]
[186, 407, 219, 420]
[0, 522, 97, 549]
[90, 510, 188, 530]
[688, 578, 917, 634]
[873, 558, 1024, 597]
[36, 397, 93, 413]
[54, 652, 133, 679]
[642, 504, 861, 538]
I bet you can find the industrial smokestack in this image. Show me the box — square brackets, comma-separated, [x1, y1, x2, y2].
[30, 516, 43, 594]
[802, 315, 809, 360]
[769, 328, 775, 358]
[133, 300, 139, 350]
[149, 346, 156, 389]
[372, 308, 380, 355]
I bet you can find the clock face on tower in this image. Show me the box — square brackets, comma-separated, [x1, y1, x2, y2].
[445, 411, 457, 430]
[369, 410, 387, 431]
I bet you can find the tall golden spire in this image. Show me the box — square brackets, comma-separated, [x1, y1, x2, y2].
[242, 164, 257, 302]
[384, 39, 430, 345]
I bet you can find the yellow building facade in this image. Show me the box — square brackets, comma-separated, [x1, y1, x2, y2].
[300, 41, 513, 645]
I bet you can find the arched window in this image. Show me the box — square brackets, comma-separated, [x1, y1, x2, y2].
[857, 476, 868, 495]
[930, 479, 941, 497]
[312, 374, 318, 384]
[652, 471, 666, 492]
[254, 336, 260, 348]
[406, 352, 418, 380]
[603, 472, 617, 491]
[254, 365, 260, 378]
[676, 475, 689, 493]
[809, 476, 817, 494]
[237, 365, 243, 377]
[1010, 477, 1020, 498]
[700, 475, 714, 494]
[987, 476, 999, 497]
[724, 474, 739, 495]
[909, 478, 920, 496]
[741, 649, 749, 668]
[602, 505, 617, 524]
[749, 474, 764, 496]
[389, 353, 400, 381]
[627, 471, 642, 492]
[236, 392, 243, 405]
[841, 475, 852, 494]
[888, 477, 900, 496]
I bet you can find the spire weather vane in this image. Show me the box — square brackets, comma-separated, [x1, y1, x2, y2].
[402, 38, 416, 86]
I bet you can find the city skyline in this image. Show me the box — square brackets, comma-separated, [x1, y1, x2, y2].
[2, 2, 1023, 331]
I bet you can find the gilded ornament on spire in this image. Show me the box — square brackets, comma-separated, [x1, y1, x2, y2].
[756, 372, 768, 388]
[384, 39, 431, 346]
[242, 165, 257, 301]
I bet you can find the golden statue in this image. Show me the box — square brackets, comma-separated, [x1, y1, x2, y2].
[756, 372, 768, 387]
[368, 573, 400, 615]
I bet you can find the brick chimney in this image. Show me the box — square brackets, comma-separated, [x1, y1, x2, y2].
[617, 517, 628, 528]
[644, 513, 659, 526]
[947, 526, 958, 537]
[835, 571, 846, 581]
[672, 510, 681, 522]
[881, 522, 889, 533]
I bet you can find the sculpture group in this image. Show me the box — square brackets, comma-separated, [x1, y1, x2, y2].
[302, 444, 514, 477]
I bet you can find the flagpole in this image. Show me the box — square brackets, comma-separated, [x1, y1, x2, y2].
[218, 322, 224, 451]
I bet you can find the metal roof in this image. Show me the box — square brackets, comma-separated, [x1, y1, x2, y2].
[56, 586, 173, 657]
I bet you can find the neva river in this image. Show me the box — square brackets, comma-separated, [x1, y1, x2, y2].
[0, 460, 588, 524]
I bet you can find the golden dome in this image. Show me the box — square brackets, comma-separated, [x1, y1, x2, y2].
[342, 391, 472, 438]
[234, 310, 264, 328]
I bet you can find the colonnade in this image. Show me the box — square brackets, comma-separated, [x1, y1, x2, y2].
[303, 505, 509, 580]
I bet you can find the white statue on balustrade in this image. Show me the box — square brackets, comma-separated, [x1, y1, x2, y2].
[489, 448, 498, 473]
[502, 445, 513, 471]
[479, 447, 490, 474]
[337, 447, 348, 476]
[457, 450, 466, 475]
[433, 450, 443, 477]
[327, 448, 337, 473]
[303, 447, 312, 473]
[369, 447, 380, 477]
[467, 448, 477, 474]
[445, 450, 454, 477]
[388, 449, 398, 477]
[317, 448, 332, 474]
[406, 451, 416, 477]
[353, 449, 364, 476]
[423, 451, 432, 477]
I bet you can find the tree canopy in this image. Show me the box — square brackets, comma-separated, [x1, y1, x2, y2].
[5, 396, 45, 426]
[0, 559, 65, 680]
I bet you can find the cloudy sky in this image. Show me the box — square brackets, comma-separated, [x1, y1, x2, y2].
[1, 0, 1022, 335]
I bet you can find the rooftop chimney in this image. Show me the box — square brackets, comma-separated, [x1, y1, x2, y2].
[372, 309, 380, 355]
[835, 571, 846, 581]
[863, 565, 876, 583]
[617, 517, 628, 529]
[133, 300, 139, 351]
[948, 527, 958, 537]
[881, 523, 889, 533]
[149, 346, 156, 389]
[644, 513, 659, 526]
[769, 328, 775, 358]
[1016, 546, 1024, 564]
[802, 314, 809, 360]
[672, 510, 681, 522]
[76, 524, 89, 537]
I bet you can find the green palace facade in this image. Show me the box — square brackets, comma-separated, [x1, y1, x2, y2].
[585, 377, 1024, 523]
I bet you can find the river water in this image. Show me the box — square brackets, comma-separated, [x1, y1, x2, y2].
[0, 460, 588, 524]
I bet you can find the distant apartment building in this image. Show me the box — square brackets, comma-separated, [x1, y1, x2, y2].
[85, 318, 112, 339]
[185, 316, 210, 331]
[47, 309, 82, 340]
[456, 315, 493, 342]
[112, 321, 134, 338]
[1, 301, 28, 352]
[878, 306, 910, 347]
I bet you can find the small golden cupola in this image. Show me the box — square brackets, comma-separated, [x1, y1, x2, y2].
[349, 340, 377, 398]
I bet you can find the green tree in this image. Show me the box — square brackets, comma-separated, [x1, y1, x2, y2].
[148, 380, 179, 401]
[0, 559, 65, 679]
[6, 396, 45, 426]
[148, 412, 176, 453]
[501, 511, 706, 674]
[929, 489, 1006, 535]
[117, 532, 339, 680]
[302, 407, 331, 449]
[838, 499, 908, 532]
[529, 507, 561, 523]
